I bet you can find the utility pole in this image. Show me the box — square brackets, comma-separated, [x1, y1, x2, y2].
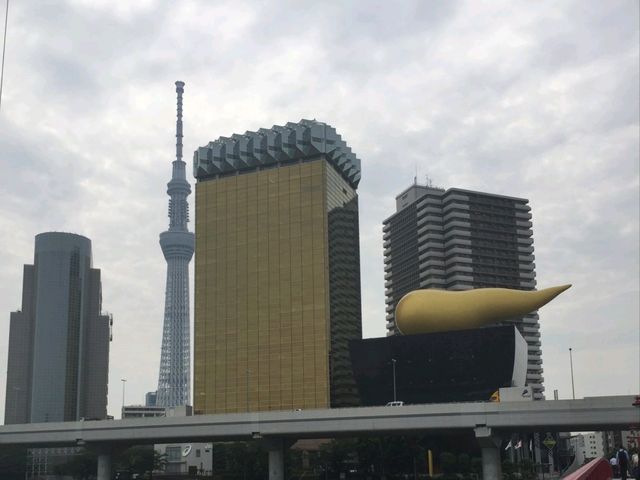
[121, 378, 127, 416]
[569, 348, 575, 400]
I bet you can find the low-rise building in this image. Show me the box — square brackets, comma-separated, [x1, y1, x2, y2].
[571, 432, 606, 462]
[121, 405, 166, 419]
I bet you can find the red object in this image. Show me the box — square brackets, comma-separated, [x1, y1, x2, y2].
[562, 458, 613, 480]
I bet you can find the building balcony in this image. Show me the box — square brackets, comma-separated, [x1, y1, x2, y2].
[445, 270, 473, 280]
[419, 258, 446, 267]
[418, 240, 446, 252]
[442, 201, 470, 213]
[417, 214, 443, 226]
[444, 255, 473, 265]
[515, 211, 532, 220]
[446, 273, 474, 283]
[418, 251, 445, 262]
[420, 279, 446, 288]
[526, 373, 543, 382]
[518, 262, 535, 271]
[444, 238, 472, 248]
[443, 210, 471, 222]
[517, 237, 534, 245]
[419, 270, 446, 280]
[445, 245, 472, 255]
[516, 220, 533, 228]
[416, 201, 442, 211]
[442, 226, 472, 238]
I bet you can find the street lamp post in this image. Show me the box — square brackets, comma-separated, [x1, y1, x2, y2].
[569, 348, 575, 400]
[391, 359, 397, 403]
[121, 378, 127, 416]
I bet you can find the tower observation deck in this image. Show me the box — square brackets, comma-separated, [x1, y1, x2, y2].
[157, 81, 194, 407]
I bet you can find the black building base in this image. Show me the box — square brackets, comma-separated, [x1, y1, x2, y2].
[349, 325, 526, 406]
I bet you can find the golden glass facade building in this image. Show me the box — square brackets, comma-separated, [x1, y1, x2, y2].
[193, 120, 362, 413]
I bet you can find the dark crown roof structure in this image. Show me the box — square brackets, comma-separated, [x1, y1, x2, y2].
[193, 119, 361, 188]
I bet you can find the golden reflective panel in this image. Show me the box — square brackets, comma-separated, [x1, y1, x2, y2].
[395, 284, 572, 335]
[194, 161, 335, 414]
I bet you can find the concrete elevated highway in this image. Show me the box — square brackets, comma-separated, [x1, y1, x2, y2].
[1, 395, 638, 479]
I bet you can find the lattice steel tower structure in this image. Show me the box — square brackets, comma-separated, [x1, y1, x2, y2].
[157, 81, 194, 407]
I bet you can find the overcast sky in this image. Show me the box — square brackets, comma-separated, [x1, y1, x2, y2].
[0, 0, 638, 421]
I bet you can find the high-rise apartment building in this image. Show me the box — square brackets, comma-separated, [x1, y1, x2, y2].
[4, 232, 112, 424]
[193, 120, 362, 413]
[156, 81, 194, 408]
[383, 184, 543, 398]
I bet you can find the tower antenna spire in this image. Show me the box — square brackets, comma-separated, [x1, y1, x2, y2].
[175, 80, 184, 163]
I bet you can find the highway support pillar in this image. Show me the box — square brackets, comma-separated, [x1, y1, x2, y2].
[262, 438, 287, 480]
[96, 445, 112, 480]
[475, 426, 502, 480]
[268, 443, 284, 480]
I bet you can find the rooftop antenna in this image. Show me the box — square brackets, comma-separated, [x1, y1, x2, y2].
[0, 0, 10, 112]
[414, 161, 418, 185]
[425, 175, 434, 188]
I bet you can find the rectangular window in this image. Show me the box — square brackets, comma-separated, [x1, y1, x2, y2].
[166, 446, 181, 461]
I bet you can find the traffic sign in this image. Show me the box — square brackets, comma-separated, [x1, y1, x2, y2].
[543, 434, 556, 450]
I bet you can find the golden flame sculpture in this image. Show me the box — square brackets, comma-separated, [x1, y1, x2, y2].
[395, 285, 571, 335]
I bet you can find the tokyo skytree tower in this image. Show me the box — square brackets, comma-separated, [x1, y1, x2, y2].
[157, 81, 194, 407]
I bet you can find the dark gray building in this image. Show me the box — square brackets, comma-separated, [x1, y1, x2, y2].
[383, 184, 543, 398]
[4, 232, 112, 424]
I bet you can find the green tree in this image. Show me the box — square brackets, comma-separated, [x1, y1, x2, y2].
[211, 441, 268, 480]
[153, 450, 168, 471]
[0, 446, 28, 480]
[502, 459, 517, 480]
[114, 445, 155, 475]
[318, 438, 357, 476]
[53, 449, 97, 480]
[471, 456, 483, 476]
[518, 459, 536, 480]
[457, 452, 471, 474]
[439, 451, 456, 475]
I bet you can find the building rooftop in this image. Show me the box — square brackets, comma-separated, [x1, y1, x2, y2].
[193, 119, 361, 188]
